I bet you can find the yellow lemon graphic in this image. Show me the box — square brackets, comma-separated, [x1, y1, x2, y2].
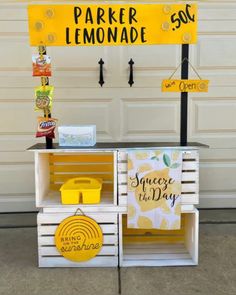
[171, 182, 182, 194]
[172, 151, 180, 161]
[128, 159, 134, 170]
[174, 204, 181, 215]
[128, 205, 136, 218]
[135, 152, 148, 160]
[161, 201, 171, 214]
[138, 163, 152, 173]
[171, 219, 181, 230]
[137, 216, 153, 228]
[160, 218, 169, 230]
[154, 151, 162, 157]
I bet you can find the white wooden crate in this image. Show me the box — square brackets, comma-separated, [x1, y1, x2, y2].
[35, 151, 117, 210]
[118, 150, 199, 207]
[119, 208, 199, 267]
[37, 212, 118, 267]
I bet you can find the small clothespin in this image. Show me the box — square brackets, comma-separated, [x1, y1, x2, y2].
[44, 107, 49, 119]
[41, 76, 47, 90]
[38, 45, 45, 61]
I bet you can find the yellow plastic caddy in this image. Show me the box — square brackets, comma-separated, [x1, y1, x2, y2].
[60, 177, 102, 204]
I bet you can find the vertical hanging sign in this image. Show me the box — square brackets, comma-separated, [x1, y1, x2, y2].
[28, 4, 197, 46]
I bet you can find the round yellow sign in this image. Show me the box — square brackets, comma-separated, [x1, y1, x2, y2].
[55, 215, 103, 262]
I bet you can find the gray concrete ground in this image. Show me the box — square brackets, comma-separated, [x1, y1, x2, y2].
[0, 210, 235, 295]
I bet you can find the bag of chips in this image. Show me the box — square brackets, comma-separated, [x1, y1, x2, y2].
[36, 117, 57, 138]
[32, 54, 52, 77]
[35, 86, 54, 112]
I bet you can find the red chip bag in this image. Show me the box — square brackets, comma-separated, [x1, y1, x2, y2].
[36, 117, 57, 138]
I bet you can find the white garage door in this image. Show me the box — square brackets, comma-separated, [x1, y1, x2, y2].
[0, 1, 236, 211]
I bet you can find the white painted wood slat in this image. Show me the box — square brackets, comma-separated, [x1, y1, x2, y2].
[38, 212, 118, 224]
[39, 246, 118, 256]
[121, 258, 195, 267]
[39, 256, 118, 268]
[123, 253, 191, 260]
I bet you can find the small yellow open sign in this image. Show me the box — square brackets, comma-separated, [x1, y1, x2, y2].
[162, 79, 209, 93]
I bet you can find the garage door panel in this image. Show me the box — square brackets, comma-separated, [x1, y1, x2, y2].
[192, 100, 236, 133]
[0, 1, 236, 210]
[0, 37, 31, 68]
[121, 98, 180, 139]
[200, 148, 236, 161]
[0, 151, 33, 163]
[200, 163, 236, 192]
[0, 5, 27, 20]
[0, 135, 43, 152]
[196, 36, 236, 68]
[0, 164, 34, 194]
[0, 100, 114, 139]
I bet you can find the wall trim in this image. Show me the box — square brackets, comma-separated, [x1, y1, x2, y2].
[0, 195, 36, 212]
[198, 193, 236, 208]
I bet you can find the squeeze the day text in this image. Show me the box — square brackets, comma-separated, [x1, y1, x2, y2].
[130, 173, 180, 207]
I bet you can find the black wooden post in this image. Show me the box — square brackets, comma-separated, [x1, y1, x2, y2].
[180, 44, 189, 146]
[39, 46, 53, 149]
[44, 76, 53, 149]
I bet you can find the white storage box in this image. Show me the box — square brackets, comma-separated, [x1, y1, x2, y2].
[58, 125, 96, 147]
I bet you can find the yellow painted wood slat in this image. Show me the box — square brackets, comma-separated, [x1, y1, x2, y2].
[123, 236, 185, 244]
[49, 154, 114, 163]
[50, 173, 114, 182]
[49, 164, 113, 173]
[123, 228, 185, 236]
[50, 183, 113, 192]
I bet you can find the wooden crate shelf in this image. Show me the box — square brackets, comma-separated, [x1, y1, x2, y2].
[119, 209, 199, 267]
[37, 212, 119, 267]
[35, 151, 117, 209]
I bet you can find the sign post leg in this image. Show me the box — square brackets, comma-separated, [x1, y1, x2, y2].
[180, 44, 189, 146]
[39, 46, 53, 149]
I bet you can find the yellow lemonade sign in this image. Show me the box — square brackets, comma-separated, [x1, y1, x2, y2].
[28, 4, 197, 46]
[55, 215, 103, 262]
[162, 79, 209, 92]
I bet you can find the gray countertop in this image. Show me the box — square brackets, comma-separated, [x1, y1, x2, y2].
[28, 142, 209, 152]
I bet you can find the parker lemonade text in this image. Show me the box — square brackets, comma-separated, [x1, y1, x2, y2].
[66, 7, 147, 44]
